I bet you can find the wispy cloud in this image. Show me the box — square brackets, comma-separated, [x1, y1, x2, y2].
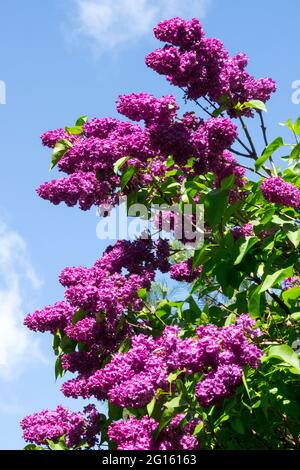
[67, 0, 211, 54]
[0, 222, 43, 381]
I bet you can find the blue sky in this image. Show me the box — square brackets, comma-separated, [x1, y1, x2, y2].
[0, 0, 299, 449]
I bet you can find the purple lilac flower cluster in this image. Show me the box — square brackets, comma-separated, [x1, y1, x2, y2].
[38, 90, 243, 210]
[108, 414, 199, 450]
[261, 177, 300, 211]
[146, 18, 276, 115]
[60, 315, 262, 408]
[24, 238, 170, 376]
[170, 258, 202, 282]
[21, 405, 102, 448]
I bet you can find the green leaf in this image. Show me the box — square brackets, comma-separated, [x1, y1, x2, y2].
[242, 100, 267, 112]
[50, 139, 72, 170]
[282, 287, 300, 307]
[290, 143, 300, 159]
[118, 337, 131, 353]
[220, 174, 236, 190]
[287, 228, 300, 248]
[113, 156, 129, 175]
[55, 356, 64, 380]
[164, 394, 186, 409]
[60, 335, 76, 353]
[212, 103, 227, 117]
[52, 331, 62, 354]
[65, 125, 83, 135]
[147, 396, 156, 417]
[24, 444, 44, 451]
[242, 370, 251, 400]
[248, 285, 261, 318]
[279, 118, 294, 131]
[255, 137, 283, 171]
[293, 117, 300, 135]
[120, 166, 136, 190]
[192, 245, 208, 270]
[230, 418, 245, 435]
[233, 236, 258, 266]
[260, 207, 275, 225]
[72, 309, 87, 325]
[166, 155, 174, 167]
[167, 370, 185, 383]
[193, 421, 204, 436]
[291, 312, 300, 321]
[75, 115, 88, 126]
[257, 266, 293, 294]
[46, 439, 68, 451]
[204, 189, 228, 230]
[225, 313, 236, 326]
[137, 288, 147, 301]
[264, 344, 300, 370]
[108, 403, 123, 421]
[155, 407, 175, 437]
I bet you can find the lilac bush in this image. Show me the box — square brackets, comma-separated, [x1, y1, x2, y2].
[21, 17, 300, 451]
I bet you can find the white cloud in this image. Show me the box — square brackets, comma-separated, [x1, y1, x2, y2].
[0, 222, 43, 381]
[68, 0, 210, 54]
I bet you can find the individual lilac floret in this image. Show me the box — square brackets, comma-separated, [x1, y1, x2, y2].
[261, 177, 300, 211]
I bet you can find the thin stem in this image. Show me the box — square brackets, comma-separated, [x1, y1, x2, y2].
[250, 275, 291, 316]
[258, 112, 278, 175]
[204, 96, 218, 111]
[206, 293, 232, 313]
[218, 154, 265, 178]
[193, 97, 214, 118]
[236, 136, 254, 155]
[127, 321, 153, 331]
[144, 303, 167, 326]
[238, 116, 258, 158]
[293, 130, 299, 144]
[230, 147, 255, 159]
[270, 160, 278, 176]
[258, 111, 269, 147]
[239, 163, 266, 178]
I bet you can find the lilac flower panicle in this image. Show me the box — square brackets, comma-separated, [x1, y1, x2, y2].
[41, 129, 68, 148]
[261, 177, 300, 211]
[20, 405, 101, 448]
[24, 302, 74, 334]
[195, 364, 243, 407]
[147, 18, 276, 113]
[108, 415, 199, 450]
